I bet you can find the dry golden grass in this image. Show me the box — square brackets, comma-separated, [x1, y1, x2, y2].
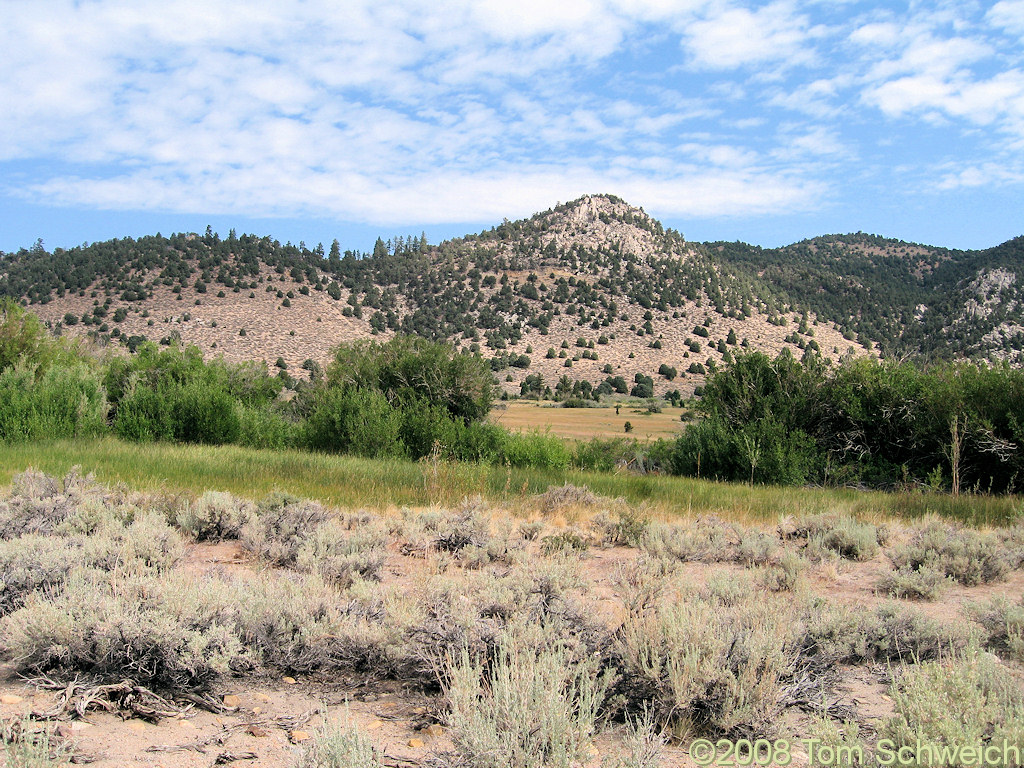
[491, 401, 686, 441]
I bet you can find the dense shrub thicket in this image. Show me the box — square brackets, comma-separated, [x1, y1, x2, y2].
[0, 301, 584, 470]
[670, 351, 1024, 492]
[5, 299, 1024, 491]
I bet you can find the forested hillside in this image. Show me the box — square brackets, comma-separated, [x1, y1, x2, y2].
[0, 195, 1020, 399]
[711, 233, 1024, 363]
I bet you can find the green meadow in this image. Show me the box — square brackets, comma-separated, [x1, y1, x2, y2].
[2, 437, 1019, 526]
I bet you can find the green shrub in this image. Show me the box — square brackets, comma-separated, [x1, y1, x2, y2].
[877, 565, 951, 601]
[880, 647, 1024, 763]
[890, 522, 1009, 586]
[443, 632, 610, 768]
[615, 584, 798, 738]
[327, 336, 493, 423]
[235, 404, 298, 450]
[573, 437, 633, 472]
[399, 399, 460, 460]
[500, 430, 571, 469]
[295, 717, 383, 768]
[451, 420, 506, 463]
[303, 386, 405, 458]
[0, 363, 108, 441]
[969, 596, 1024, 662]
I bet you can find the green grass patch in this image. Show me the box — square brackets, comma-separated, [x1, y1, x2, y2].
[0, 438, 1019, 525]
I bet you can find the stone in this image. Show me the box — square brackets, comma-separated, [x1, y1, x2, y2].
[424, 724, 444, 737]
[246, 725, 268, 738]
[289, 730, 311, 743]
[408, 738, 425, 749]
[222, 694, 241, 708]
[282, 676, 297, 685]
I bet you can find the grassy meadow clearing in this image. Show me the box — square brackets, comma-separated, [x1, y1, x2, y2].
[0, 437, 1020, 526]
[491, 401, 688, 441]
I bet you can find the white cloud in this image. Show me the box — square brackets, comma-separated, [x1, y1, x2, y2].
[936, 161, 1024, 189]
[25, 162, 826, 223]
[987, 0, 1024, 36]
[680, 1, 817, 70]
[1, 0, 1022, 237]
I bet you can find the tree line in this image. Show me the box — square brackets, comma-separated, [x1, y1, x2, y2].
[0, 301, 577, 469]
[670, 350, 1024, 493]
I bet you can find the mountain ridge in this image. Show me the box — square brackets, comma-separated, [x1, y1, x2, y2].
[1, 194, 1021, 399]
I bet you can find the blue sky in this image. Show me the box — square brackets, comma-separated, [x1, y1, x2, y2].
[2, 0, 1022, 254]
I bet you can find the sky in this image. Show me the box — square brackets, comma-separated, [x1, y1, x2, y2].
[1, 0, 1023, 255]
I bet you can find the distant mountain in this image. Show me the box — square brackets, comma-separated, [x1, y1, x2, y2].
[710, 232, 1024, 365]
[0, 195, 1019, 399]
